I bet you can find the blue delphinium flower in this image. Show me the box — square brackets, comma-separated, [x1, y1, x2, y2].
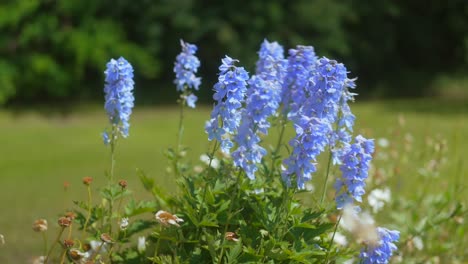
[334, 135, 374, 209]
[281, 45, 317, 116]
[232, 75, 281, 178]
[205, 56, 249, 153]
[282, 116, 331, 188]
[104, 57, 135, 138]
[282, 56, 355, 189]
[256, 39, 286, 77]
[174, 40, 201, 108]
[360, 227, 400, 264]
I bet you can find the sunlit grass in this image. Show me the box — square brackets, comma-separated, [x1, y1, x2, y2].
[0, 99, 466, 262]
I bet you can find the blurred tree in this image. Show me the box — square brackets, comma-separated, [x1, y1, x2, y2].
[0, 0, 466, 105]
[0, 0, 159, 104]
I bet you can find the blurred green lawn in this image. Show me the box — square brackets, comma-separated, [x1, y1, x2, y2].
[0, 100, 466, 262]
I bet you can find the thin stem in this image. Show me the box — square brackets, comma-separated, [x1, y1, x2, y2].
[59, 249, 67, 264]
[325, 213, 342, 263]
[174, 98, 186, 177]
[91, 241, 105, 261]
[177, 97, 185, 154]
[153, 225, 162, 261]
[108, 125, 117, 236]
[196, 141, 219, 239]
[320, 149, 334, 205]
[217, 170, 242, 264]
[42, 232, 48, 258]
[268, 116, 287, 179]
[44, 227, 65, 263]
[82, 185, 93, 238]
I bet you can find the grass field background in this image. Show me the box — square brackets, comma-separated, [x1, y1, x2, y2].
[0, 99, 466, 262]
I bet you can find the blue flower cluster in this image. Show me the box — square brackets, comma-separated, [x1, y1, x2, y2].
[205, 56, 249, 153]
[256, 39, 286, 78]
[281, 46, 317, 116]
[174, 40, 201, 108]
[232, 40, 285, 178]
[360, 227, 400, 264]
[282, 56, 351, 188]
[103, 57, 135, 139]
[334, 135, 374, 209]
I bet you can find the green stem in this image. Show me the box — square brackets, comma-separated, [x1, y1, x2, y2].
[268, 117, 287, 179]
[42, 232, 48, 258]
[44, 227, 65, 263]
[91, 241, 105, 261]
[153, 225, 162, 261]
[59, 248, 67, 264]
[217, 170, 242, 264]
[82, 185, 92, 238]
[320, 149, 334, 205]
[173, 99, 186, 177]
[108, 125, 117, 236]
[324, 214, 342, 263]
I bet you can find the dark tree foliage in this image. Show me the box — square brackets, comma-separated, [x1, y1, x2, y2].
[0, 0, 466, 105]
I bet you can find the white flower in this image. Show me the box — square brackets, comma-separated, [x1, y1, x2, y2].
[412, 236, 424, 251]
[330, 232, 348, 246]
[368, 188, 391, 213]
[200, 154, 220, 169]
[137, 236, 146, 253]
[0, 234, 4, 246]
[377, 138, 390, 148]
[120, 217, 129, 230]
[89, 240, 107, 253]
[305, 181, 315, 192]
[340, 204, 379, 246]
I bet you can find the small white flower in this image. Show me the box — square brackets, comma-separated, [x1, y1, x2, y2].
[412, 236, 424, 251]
[254, 188, 264, 194]
[330, 232, 348, 246]
[368, 188, 391, 213]
[137, 236, 146, 253]
[377, 138, 390, 148]
[89, 240, 107, 253]
[305, 181, 315, 192]
[120, 217, 129, 230]
[0, 234, 4, 246]
[340, 204, 379, 246]
[200, 154, 220, 169]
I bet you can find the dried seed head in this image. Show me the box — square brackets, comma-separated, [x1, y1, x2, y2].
[63, 239, 75, 248]
[68, 249, 85, 260]
[118, 179, 128, 189]
[82, 176, 93, 186]
[155, 210, 184, 227]
[58, 216, 72, 228]
[65, 212, 77, 220]
[100, 233, 114, 244]
[82, 243, 91, 252]
[33, 219, 48, 232]
[225, 232, 239, 242]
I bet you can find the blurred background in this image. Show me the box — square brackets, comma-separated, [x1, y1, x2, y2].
[0, 0, 467, 107]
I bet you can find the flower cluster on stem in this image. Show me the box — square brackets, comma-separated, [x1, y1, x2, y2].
[334, 135, 374, 209]
[360, 227, 400, 263]
[103, 57, 135, 139]
[205, 56, 249, 153]
[174, 40, 201, 108]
